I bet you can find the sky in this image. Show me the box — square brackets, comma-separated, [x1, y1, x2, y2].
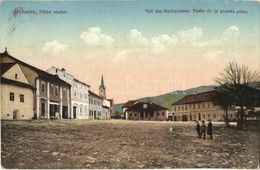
[0, 0, 259, 104]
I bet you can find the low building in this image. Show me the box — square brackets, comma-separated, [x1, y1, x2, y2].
[122, 100, 138, 119]
[172, 90, 236, 121]
[1, 63, 35, 119]
[125, 101, 168, 121]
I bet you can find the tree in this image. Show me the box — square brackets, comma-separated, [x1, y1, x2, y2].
[215, 62, 260, 130]
[213, 90, 234, 127]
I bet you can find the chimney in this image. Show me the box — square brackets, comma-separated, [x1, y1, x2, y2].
[4, 47, 8, 54]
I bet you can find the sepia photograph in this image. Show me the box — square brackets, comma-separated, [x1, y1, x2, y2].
[0, 0, 259, 169]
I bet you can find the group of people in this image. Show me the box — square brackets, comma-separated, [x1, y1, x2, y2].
[196, 119, 213, 140]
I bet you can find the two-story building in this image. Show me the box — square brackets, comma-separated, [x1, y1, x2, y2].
[172, 90, 236, 121]
[47, 67, 90, 119]
[88, 90, 103, 119]
[0, 48, 71, 119]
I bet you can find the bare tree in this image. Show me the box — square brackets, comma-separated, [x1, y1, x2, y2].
[215, 62, 260, 130]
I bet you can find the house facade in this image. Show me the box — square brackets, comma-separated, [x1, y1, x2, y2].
[172, 90, 236, 121]
[122, 100, 138, 119]
[0, 49, 71, 119]
[47, 67, 90, 119]
[88, 90, 103, 119]
[125, 101, 169, 121]
[1, 63, 35, 119]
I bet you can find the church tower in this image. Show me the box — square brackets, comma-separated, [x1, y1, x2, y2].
[99, 74, 106, 99]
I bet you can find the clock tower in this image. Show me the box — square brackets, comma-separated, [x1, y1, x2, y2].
[99, 74, 106, 99]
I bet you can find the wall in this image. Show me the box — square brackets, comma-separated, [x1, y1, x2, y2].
[1, 84, 34, 119]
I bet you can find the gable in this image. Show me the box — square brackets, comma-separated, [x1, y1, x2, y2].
[2, 63, 29, 84]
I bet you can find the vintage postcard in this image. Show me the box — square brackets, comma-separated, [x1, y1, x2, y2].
[0, 0, 259, 169]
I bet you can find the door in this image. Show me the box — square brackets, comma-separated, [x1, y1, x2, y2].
[73, 106, 76, 119]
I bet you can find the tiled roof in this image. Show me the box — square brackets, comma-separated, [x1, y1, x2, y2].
[172, 90, 217, 105]
[127, 102, 168, 112]
[88, 90, 103, 100]
[1, 63, 16, 75]
[1, 77, 35, 90]
[122, 100, 138, 108]
[0, 52, 71, 87]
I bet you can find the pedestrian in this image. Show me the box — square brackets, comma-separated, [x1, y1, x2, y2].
[196, 121, 201, 138]
[200, 120, 206, 139]
[207, 119, 213, 139]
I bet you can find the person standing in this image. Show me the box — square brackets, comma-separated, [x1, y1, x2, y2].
[196, 121, 201, 138]
[207, 119, 213, 139]
[200, 120, 206, 139]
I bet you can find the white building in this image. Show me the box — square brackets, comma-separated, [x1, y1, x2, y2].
[88, 90, 103, 119]
[47, 67, 90, 119]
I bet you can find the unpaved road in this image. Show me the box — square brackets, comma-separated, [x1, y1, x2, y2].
[1, 120, 259, 169]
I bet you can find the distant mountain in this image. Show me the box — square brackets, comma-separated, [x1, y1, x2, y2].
[114, 85, 215, 114]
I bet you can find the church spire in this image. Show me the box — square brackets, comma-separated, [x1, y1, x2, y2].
[99, 74, 106, 99]
[100, 74, 106, 90]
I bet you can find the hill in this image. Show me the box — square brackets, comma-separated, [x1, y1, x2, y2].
[114, 85, 215, 114]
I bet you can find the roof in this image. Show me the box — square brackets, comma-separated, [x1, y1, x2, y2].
[1, 77, 35, 90]
[1, 63, 16, 75]
[127, 102, 168, 112]
[122, 100, 138, 108]
[74, 78, 90, 87]
[100, 74, 106, 89]
[172, 90, 217, 105]
[88, 90, 103, 100]
[0, 51, 71, 87]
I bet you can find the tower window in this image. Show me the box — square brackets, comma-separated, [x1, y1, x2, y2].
[15, 73, 18, 79]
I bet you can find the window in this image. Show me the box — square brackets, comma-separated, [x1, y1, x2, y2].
[80, 106, 83, 113]
[41, 81, 46, 93]
[85, 107, 87, 113]
[174, 107, 176, 111]
[194, 115, 196, 119]
[230, 114, 233, 118]
[10, 92, 14, 101]
[162, 112, 164, 116]
[157, 112, 159, 116]
[135, 113, 137, 117]
[55, 86, 59, 96]
[189, 105, 191, 109]
[203, 114, 205, 118]
[203, 103, 205, 108]
[50, 84, 54, 95]
[185, 105, 187, 110]
[85, 93, 87, 100]
[208, 103, 210, 108]
[74, 89, 77, 97]
[182, 106, 184, 110]
[130, 113, 132, 117]
[178, 106, 180, 111]
[80, 92, 82, 99]
[198, 104, 200, 109]
[213, 114, 216, 118]
[20, 94, 24, 102]
[15, 73, 18, 79]
[63, 88, 67, 97]
[193, 105, 196, 109]
[208, 114, 210, 118]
